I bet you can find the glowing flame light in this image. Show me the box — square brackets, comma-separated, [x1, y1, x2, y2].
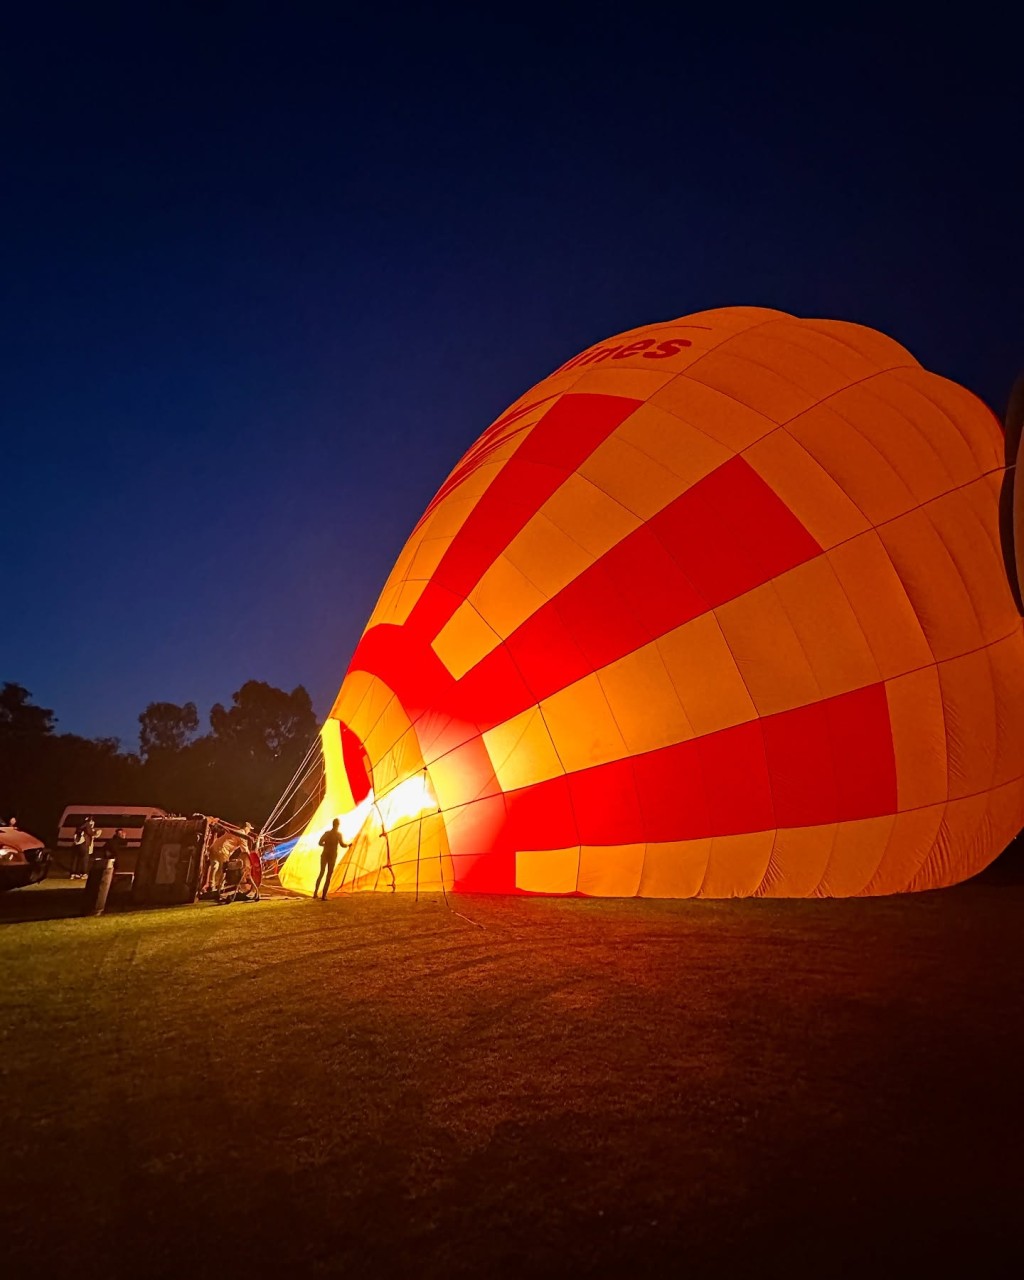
[335, 772, 437, 843]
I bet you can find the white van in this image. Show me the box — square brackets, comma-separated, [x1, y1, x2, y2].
[57, 805, 167, 852]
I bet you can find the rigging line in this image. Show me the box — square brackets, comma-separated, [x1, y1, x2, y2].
[264, 767, 324, 827]
[262, 752, 326, 835]
[263, 794, 320, 836]
[265, 754, 322, 829]
[265, 740, 319, 823]
[261, 733, 322, 831]
[263, 757, 323, 819]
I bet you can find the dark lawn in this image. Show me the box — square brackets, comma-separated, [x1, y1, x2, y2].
[1, 874, 1022, 1278]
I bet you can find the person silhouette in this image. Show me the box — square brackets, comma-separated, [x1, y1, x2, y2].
[72, 816, 97, 879]
[315, 818, 350, 900]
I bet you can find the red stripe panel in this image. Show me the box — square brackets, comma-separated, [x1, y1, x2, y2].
[459, 456, 822, 719]
[344, 627, 518, 891]
[504, 683, 895, 848]
[654, 455, 822, 605]
[405, 394, 642, 642]
[340, 723, 372, 804]
[417, 395, 553, 527]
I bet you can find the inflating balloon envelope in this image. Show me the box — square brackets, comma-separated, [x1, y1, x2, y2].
[271, 307, 1024, 898]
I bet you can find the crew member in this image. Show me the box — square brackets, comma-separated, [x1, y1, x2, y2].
[315, 819, 350, 900]
[72, 816, 97, 879]
[204, 822, 252, 894]
[103, 827, 130, 867]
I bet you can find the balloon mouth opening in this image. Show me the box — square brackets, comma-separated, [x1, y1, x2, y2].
[331, 770, 439, 843]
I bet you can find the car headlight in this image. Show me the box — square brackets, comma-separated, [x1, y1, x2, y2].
[0, 847, 18, 862]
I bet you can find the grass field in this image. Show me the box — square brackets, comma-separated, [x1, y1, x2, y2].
[2, 870, 1022, 1278]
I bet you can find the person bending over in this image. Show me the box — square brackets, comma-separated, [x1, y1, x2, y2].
[315, 819, 350, 900]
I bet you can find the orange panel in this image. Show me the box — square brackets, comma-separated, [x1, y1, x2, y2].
[615, 401, 733, 485]
[685, 347, 820, 425]
[771, 557, 881, 699]
[421, 493, 487, 540]
[404, 811, 454, 894]
[867, 373, 985, 488]
[637, 838, 712, 898]
[554, 309, 783, 381]
[888, 366, 1002, 474]
[463, 478, 642, 654]
[699, 830, 775, 897]
[483, 706, 565, 792]
[577, 843, 646, 897]
[431, 602, 502, 680]
[541, 472, 642, 557]
[541, 674, 629, 774]
[877, 508, 984, 663]
[649, 376, 774, 452]
[577, 433, 687, 519]
[568, 364, 677, 401]
[937, 649, 997, 801]
[656, 612, 757, 736]
[596, 645, 694, 755]
[861, 804, 944, 895]
[800, 318, 917, 371]
[743, 428, 869, 550]
[689, 305, 790, 328]
[786, 401, 916, 526]
[467, 553, 548, 641]
[833, 379, 960, 503]
[826, 532, 932, 679]
[406, 536, 451, 582]
[715, 582, 821, 717]
[909, 791, 990, 891]
[515, 846, 580, 894]
[758, 824, 835, 897]
[817, 815, 896, 897]
[366, 420, 538, 631]
[504, 510, 594, 598]
[728, 325, 875, 403]
[332, 670, 391, 741]
[363, 700, 418, 783]
[885, 666, 947, 811]
[370, 579, 428, 629]
[926, 483, 1012, 648]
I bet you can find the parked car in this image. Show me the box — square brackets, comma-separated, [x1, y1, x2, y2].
[0, 825, 50, 891]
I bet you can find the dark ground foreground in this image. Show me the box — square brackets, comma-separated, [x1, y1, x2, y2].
[2, 869, 1023, 1279]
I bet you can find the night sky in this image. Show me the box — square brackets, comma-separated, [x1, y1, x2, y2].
[4, 10, 1022, 747]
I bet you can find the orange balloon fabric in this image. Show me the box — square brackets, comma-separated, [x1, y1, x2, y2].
[282, 307, 1024, 898]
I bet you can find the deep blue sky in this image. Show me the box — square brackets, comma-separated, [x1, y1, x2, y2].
[4, 9, 1022, 746]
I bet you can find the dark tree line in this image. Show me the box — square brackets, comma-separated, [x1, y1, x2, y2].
[0, 680, 317, 841]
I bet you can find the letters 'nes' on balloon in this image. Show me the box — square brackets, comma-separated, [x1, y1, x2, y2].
[282, 306, 1024, 899]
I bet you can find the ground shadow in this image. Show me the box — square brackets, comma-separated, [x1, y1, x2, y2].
[0, 873, 136, 925]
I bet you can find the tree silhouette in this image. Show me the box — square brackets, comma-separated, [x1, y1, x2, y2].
[138, 701, 199, 760]
[0, 683, 55, 737]
[209, 681, 316, 761]
[2, 678, 317, 839]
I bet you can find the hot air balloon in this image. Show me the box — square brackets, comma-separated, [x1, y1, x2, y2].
[277, 307, 1024, 898]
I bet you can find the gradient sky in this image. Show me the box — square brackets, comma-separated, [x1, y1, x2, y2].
[4, 9, 1022, 747]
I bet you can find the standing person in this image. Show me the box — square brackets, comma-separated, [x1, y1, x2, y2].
[103, 827, 129, 867]
[204, 829, 240, 894]
[202, 821, 255, 894]
[72, 816, 97, 879]
[315, 819, 350, 900]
